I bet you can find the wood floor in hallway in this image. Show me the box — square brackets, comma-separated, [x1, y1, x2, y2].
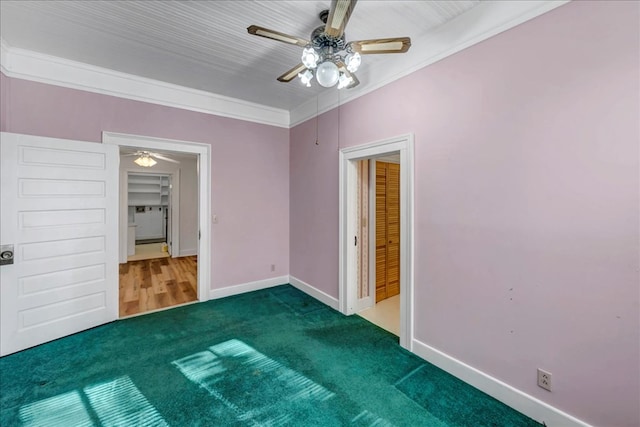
[119, 256, 197, 317]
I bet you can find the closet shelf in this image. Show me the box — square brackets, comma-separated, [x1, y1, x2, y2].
[128, 173, 170, 206]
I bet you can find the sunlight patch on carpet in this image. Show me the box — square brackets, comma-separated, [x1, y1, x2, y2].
[173, 339, 335, 425]
[351, 409, 396, 426]
[84, 376, 168, 426]
[18, 391, 93, 427]
[18, 376, 167, 427]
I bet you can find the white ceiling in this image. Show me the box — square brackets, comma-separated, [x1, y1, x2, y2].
[0, 0, 480, 112]
[0, 1, 569, 125]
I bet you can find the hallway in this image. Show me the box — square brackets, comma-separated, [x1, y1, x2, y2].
[119, 256, 197, 317]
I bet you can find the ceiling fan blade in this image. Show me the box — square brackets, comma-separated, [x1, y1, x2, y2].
[277, 63, 307, 83]
[247, 25, 309, 47]
[152, 153, 180, 163]
[336, 61, 360, 89]
[121, 153, 140, 157]
[348, 37, 411, 54]
[324, 0, 357, 37]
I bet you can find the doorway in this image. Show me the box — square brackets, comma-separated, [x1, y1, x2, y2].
[119, 164, 198, 317]
[103, 132, 211, 317]
[339, 134, 414, 350]
[357, 157, 401, 335]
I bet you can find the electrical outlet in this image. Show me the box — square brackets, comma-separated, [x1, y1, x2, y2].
[537, 368, 552, 391]
[270, 264, 275, 272]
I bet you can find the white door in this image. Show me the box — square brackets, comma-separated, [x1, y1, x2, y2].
[0, 132, 119, 356]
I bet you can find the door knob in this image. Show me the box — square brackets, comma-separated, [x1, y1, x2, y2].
[0, 244, 14, 266]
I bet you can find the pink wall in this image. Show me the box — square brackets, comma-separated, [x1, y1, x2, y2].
[289, 108, 341, 292]
[0, 72, 8, 131]
[290, 2, 639, 426]
[0, 72, 290, 289]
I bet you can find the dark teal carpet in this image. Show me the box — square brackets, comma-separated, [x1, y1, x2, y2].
[0, 285, 540, 426]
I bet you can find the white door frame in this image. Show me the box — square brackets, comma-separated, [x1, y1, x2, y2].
[103, 132, 211, 303]
[339, 133, 414, 350]
[121, 169, 180, 261]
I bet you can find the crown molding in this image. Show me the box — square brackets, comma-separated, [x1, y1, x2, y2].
[0, 39, 10, 75]
[1, 1, 568, 129]
[0, 38, 290, 128]
[289, 0, 570, 127]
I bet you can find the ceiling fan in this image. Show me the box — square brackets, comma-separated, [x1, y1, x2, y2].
[122, 151, 179, 167]
[247, 0, 411, 89]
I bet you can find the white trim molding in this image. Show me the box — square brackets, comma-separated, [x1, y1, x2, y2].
[289, 276, 340, 311]
[209, 276, 289, 300]
[0, 39, 289, 128]
[412, 339, 593, 427]
[339, 134, 415, 350]
[0, 39, 9, 75]
[1, 1, 567, 129]
[102, 131, 212, 302]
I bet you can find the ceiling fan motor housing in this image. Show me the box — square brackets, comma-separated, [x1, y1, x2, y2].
[311, 27, 346, 57]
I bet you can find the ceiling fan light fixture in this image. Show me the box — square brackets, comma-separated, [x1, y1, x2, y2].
[316, 61, 340, 87]
[298, 69, 313, 87]
[345, 52, 361, 72]
[301, 47, 320, 69]
[134, 154, 157, 167]
[337, 72, 353, 89]
[248, 2, 411, 91]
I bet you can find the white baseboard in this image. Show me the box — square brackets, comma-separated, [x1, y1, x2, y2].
[411, 339, 592, 427]
[178, 248, 197, 257]
[288, 275, 340, 311]
[208, 276, 590, 426]
[209, 276, 289, 300]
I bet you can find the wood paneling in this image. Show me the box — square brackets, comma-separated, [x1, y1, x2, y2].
[119, 256, 197, 317]
[375, 162, 400, 303]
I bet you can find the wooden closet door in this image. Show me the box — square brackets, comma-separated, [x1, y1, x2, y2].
[375, 161, 400, 302]
[386, 163, 401, 297]
[375, 162, 388, 302]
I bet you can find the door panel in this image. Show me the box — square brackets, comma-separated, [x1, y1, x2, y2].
[375, 249, 387, 301]
[1, 132, 119, 356]
[375, 161, 401, 303]
[375, 162, 388, 301]
[387, 163, 400, 298]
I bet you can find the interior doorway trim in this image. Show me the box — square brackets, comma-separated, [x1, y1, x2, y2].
[339, 133, 414, 350]
[103, 131, 211, 303]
